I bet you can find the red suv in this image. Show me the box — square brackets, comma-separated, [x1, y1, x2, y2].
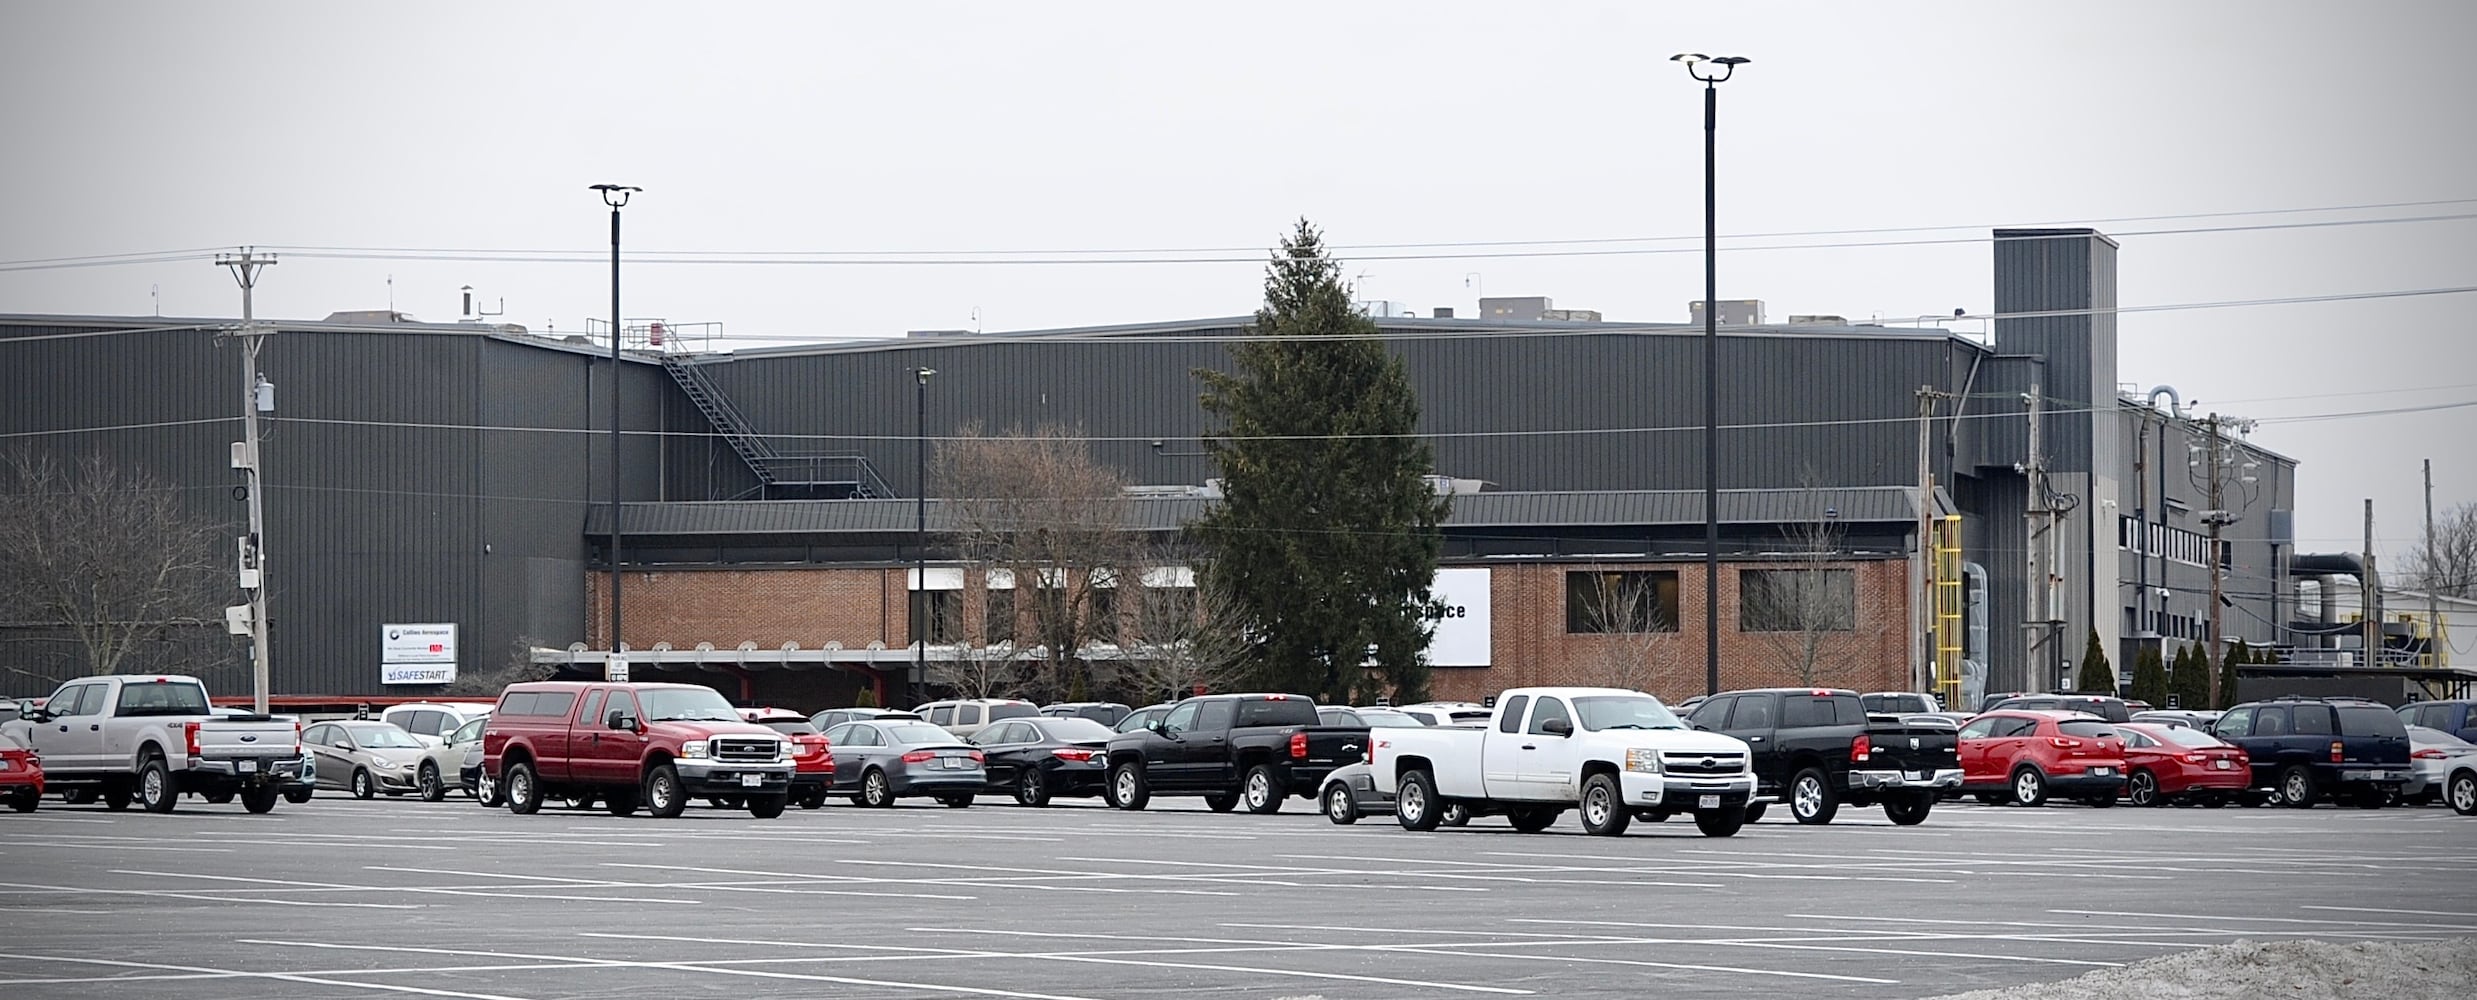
[1959, 710, 2128, 807]
[483, 682, 796, 818]
[0, 733, 41, 812]
[742, 708, 834, 809]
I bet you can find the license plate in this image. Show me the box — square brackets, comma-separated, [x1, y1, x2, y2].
[2214, 759, 2232, 769]
[1908, 771, 1929, 781]
[739, 774, 762, 788]
[1698, 794, 1720, 809]
[939, 757, 959, 769]
[2090, 767, 2113, 776]
[238, 759, 257, 773]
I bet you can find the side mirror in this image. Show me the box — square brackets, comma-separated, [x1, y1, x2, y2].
[606, 710, 637, 732]
[1541, 718, 1574, 738]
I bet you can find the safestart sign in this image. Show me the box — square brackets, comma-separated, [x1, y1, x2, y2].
[381, 623, 458, 685]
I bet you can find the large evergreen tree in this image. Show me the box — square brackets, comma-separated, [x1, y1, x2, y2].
[1195, 220, 1451, 704]
[2129, 646, 2170, 709]
[2075, 630, 2115, 694]
[2218, 641, 2249, 709]
[2169, 644, 2210, 711]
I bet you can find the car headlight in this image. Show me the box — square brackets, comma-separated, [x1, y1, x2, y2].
[681, 740, 711, 759]
[1625, 748, 1662, 774]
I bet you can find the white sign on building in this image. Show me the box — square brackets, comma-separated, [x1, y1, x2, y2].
[381, 623, 458, 685]
[1424, 568, 1492, 667]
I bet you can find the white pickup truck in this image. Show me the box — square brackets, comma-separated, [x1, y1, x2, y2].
[1369, 686, 1759, 837]
[3, 675, 306, 813]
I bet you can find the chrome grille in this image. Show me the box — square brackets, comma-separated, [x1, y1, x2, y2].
[712, 737, 781, 763]
[1660, 751, 1747, 776]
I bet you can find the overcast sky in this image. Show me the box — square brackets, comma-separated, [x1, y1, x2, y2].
[5, 2, 2472, 565]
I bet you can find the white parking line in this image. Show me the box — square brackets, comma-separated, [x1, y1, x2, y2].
[2302, 904, 2477, 919]
[1511, 919, 2124, 966]
[0, 950, 535, 1000]
[907, 926, 1536, 994]
[244, 938, 1116, 1000]
[1215, 923, 1903, 984]
[115, 868, 710, 906]
[0, 878, 421, 909]
[2047, 908, 2477, 931]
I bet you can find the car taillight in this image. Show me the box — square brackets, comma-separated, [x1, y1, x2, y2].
[1290, 732, 1308, 759]
[968, 750, 984, 763]
[184, 721, 202, 759]
[2181, 753, 2208, 765]
[1850, 734, 1871, 763]
[1366, 739, 1377, 765]
[900, 751, 935, 763]
[2049, 738, 2080, 749]
[2413, 748, 2448, 760]
[1051, 748, 1095, 762]
[293, 721, 303, 756]
[2330, 741, 2345, 764]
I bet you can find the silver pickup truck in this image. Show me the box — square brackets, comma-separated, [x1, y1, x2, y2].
[3, 675, 307, 813]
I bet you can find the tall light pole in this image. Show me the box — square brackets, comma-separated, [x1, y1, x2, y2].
[217, 248, 276, 714]
[1672, 52, 1748, 696]
[913, 366, 936, 707]
[592, 184, 639, 665]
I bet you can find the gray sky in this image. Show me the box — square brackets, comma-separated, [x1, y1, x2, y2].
[5, 2, 2473, 565]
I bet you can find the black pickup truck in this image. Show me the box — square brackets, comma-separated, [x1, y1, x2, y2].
[1103, 693, 1367, 814]
[1686, 688, 1962, 826]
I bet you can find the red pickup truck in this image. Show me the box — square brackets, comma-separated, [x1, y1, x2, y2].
[482, 681, 797, 818]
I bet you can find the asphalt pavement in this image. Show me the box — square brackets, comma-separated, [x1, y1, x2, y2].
[0, 790, 2471, 999]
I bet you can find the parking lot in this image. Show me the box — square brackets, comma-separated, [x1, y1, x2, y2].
[0, 797, 2470, 1000]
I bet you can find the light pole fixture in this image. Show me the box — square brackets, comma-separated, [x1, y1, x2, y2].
[591, 183, 640, 668]
[913, 366, 936, 707]
[1671, 52, 1747, 697]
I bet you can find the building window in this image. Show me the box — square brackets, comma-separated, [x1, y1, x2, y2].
[1564, 570, 1679, 634]
[983, 586, 1016, 646]
[1739, 568, 1857, 633]
[910, 589, 963, 644]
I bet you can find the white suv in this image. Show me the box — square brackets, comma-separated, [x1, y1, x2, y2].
[912, 699, 1039, 739]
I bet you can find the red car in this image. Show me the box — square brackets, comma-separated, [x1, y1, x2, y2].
[743, 708, 835, 809]
[1, 732, 43, 812]
[1959, 710, 2128, 807]
[2115, 722, 2250, 807]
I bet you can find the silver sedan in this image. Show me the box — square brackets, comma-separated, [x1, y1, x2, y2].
[819, 720, 985, 807]
[302, 721, 427, 799]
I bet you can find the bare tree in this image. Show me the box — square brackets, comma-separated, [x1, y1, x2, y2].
[0, 447, 228, 681]
[1568, 566, 1673, 691]
[2402, 500, 2477, 599]
[935, 424, 1143, 701]
[926, 636, 1024, 702]
[1112, 566, 1256, 705]
[1740, 509, 1866, 685]
[447, 635, 561, 697]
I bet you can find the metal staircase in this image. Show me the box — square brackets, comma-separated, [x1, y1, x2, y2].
[661, 353, 894, 499]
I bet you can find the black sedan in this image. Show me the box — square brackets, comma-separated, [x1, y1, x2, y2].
[970, 716, 1116, 807]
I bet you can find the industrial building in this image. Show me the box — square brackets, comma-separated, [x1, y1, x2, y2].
[14, 226, 2453, 710]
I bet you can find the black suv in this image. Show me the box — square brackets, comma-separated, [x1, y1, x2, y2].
[1981, 694, 2134, 724]
[2211, 696, 2412, 808]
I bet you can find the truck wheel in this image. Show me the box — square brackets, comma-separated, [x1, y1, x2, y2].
[9, 788, 38, 813]
[1015, 769, 1051, 808]
[604, 789, 640, 817]
[418, 763, 447, 802]
[2010, 766, 2048, 807]
[862, 769, 897, 808]
[1579, 773, 1631, 836]
[1442, 802, 1471, 827]
[748, 794, 788, 819]
[1508, 807, 1561, 833]
[1242, 765, 1285, 814]
[2127, 770, 2160, 807]
[240, 785, 281, 814]
[1323, 783, 1358, 825]
[1109, 763, 1149, 811]
[102, 786, 132, 811]
[1204, 792, 1238, 812]
[2278, 765, 2317, 809]
[1883, 792, 1934, 826]
[2450, 771, 2477, 816]
[350, 768, 376, 800]
[505, 761, 544, 814]
[1694, 807, 1747, 837]
[1394, 770, 1442, 831]
[644, 764, 686, 818]
[1789, 767, 1839, 824]
[137, 756, 179, 813]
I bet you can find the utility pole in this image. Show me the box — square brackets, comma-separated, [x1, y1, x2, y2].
[2023, 383, 2061, 691]
[2365, 498, 2381, 668]
[217, 249, 276, 715]
[2427, 459, 2439, 667]
[590, 184, 639, 668]
[2203, 413, 2228, 708]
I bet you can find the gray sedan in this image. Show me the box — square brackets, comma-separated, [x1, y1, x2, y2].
[302, 721, 427, 799]
[819, 719, 984, 808]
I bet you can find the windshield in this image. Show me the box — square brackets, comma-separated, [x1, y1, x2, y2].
[1036, 718, 1116, 742]
[761, 720, 819, 735]
[1572, 696, 1686, 731]
[346, 725, 422, 749]
[2157, 727, 2229, 749]
[641, 688, 740, 722]
[114, 681, 212, 717]
[881, 722, 960, 745]
[1356, 709, 1422, 728]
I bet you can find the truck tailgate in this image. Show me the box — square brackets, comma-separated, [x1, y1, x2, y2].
[1864, 721, 1959, 772]
[196, 719, 300, 761]
[1294, 726, 1371, 768]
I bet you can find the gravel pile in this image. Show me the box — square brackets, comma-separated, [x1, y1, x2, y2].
[1924, 937, 2474, 1000]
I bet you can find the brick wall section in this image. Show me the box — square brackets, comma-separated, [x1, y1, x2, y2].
[1428, 560, 1911, 705]
[590, 559, 1912, 708]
